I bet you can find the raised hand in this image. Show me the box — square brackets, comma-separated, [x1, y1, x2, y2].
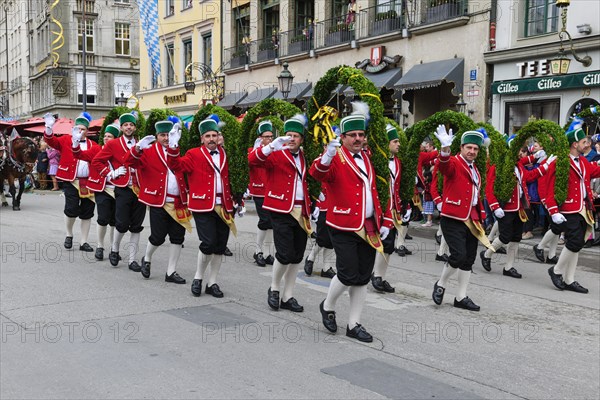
[138, 135, 156, 150]
[270, 136, 291, 152]
[168, 124, 182, 148]
[433, 124, 454, 148]
[326, 137, 341, 156]
[71, 127, 83, 146]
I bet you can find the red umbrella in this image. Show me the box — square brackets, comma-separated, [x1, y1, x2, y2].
[23, 118, 75, 135]
[88, 118, 105, 133]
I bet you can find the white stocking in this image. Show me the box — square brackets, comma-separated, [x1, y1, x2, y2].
[348, 285, 368, 327]
[195, 251, 212, 280]
[65, 216, 76, 237]
[128, 232, 140, 264]
[271, 259, 287, 291]
[485, 237, 504, 258]
[372, 252, 388, 278]
[112, 230, 125, 253]
[255, 228, 267, 254]
[323, 275, 348, 311]
[438, 263, 457, 287]
[281, 263, 300, 302]
[144, 240, 159, 263]
[80, 218, 91, 244]
[207, 254, 223, 286]
[97, 224, 107, 248]
[167, 243, 182, 276]
[504, 242, 518, 271]
[456, 270, 472, 301]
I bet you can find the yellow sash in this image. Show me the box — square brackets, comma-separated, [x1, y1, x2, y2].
[131, 183, 140, 197]
[215, 204, 237, 237]
[104, 186, 115, 199]
[412, 193, 423, 211]
[71, 180, 95, 202]
[518, 208, 528, 222]
[163, 203, 193, 233]
[464, 219, 495, 250]
[291, 207, 313, 236]
[392, 209, 403, 230]
[580, 209, 594, 239]
[355, 228, 384, 254]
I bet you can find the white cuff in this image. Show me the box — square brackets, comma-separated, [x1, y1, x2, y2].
[262, 145, 273, 156]
[440, 150, 451, 157]
[320, 153, 333, 166]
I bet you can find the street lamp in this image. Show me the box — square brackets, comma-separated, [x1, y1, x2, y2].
[392, 98, 401, 123]
[551, 0, 592, 75]
[277, 62, 294, 100]
[116, 92, 127, 107]
[456, 93, 467, 114]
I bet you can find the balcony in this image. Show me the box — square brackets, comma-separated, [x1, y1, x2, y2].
[75, 0, 97, 15]
[75, 53, 97, 66]
[416, 0, 468, 25]
[224, 44, 251, 70]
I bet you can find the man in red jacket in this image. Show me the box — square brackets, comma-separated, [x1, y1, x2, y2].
[167, 115, 237, 298]
[547, 125, 600, 293]
[43, 112, 98, 252]
[431, 127, 489, 311]
[248, 120, 275, 267]
[248, 114, 311, 313]
[126, 119, 189, 284]
[310, 103, 391, 342]
[91, 112, 145, 272]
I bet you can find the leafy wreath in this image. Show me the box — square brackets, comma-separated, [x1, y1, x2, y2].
[494, 119, 569, 204]
[402, 110, 479, 203]
[179, 104, 245, 195]
[98, 106, 146, 145]
[306, 66, 389, 207]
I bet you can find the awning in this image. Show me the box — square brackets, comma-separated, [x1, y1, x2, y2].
[180, 115, 195, 123]
[491, 70, 600, 95]
[395, 58, 464, 96]
[303, 84, 348, 99]
[217, 91, 248, 109]
[88, 118, 105, 132]
[237, 87, 278, 108]
[344, 68, 403, 95]
[272, 82, 313, 100]
[23, 118, 75, 135]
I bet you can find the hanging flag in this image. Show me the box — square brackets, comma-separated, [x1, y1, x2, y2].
[139, 0, 162, 83]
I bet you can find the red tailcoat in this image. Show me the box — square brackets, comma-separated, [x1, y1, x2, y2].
[91, 136, 136, 187]
[247, 147, 267, 197]
[43, 133, 98, 182]
[438, 153, 486, 222]
[486, 163, 546, 212]
[546, 157, 600, 215]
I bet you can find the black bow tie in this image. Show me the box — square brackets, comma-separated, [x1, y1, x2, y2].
[210, 150, 218, 156]
[291, 152, 299, 158]
[469, 164, 474, 169]
[79, 139, 86, 143]
[127, 140, 133, 145]
[353, 154, 362, 160]
[574, 157, 580, 162]
[389, 157, 394, 161]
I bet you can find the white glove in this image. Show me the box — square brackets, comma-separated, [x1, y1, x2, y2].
[494, 208, 505, 219]
[236, 205, 246, 218]
[138, 135, 156, 150]
[44, 112, 56, 129]
[318, 192, 325, 202]
[169, 123, 181, 148]
[71, 127, 83, 147]
[433, 124, 454, 148]
[436, 203, 442, 212]
[270, 136, 291, 152]
[311, 207, 320, 222]
[380, 226, 390, 241]
[551, 213, 567, 225]
[326, 138, 341, 157]
[542, 154, 557, 171]
[534, 149, 547, 163]
[401, 209, 412, 223]
[108, 166, 127, 180]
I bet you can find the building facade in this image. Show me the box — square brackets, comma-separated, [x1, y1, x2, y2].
[26, 0, 140, 120]
[485, 0, 600, 134]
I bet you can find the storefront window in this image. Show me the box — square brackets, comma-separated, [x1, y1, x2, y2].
[505, 99, 560, 134]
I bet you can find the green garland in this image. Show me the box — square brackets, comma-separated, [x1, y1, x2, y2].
[307, 66, 389, 207]
[180, 104, 245, 195]
[495, 119, 569, 204]
[475, 122, 505, 167]
[402, 110, 479, 202]
[98, 106, 146, 145]
[143, 108, 189, 138]
[563, 106, 600, 134]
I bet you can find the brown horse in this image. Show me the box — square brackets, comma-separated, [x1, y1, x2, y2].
[0, 135, 39, 210]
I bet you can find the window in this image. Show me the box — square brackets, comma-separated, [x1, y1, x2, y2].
[115, 23, 130, 55]
[166, 0, 174, 16]
[182, 39, 192, 76]
[77, 19, 94, 53]
[166, 44, 175, 86]
[76, 71, 97, 104]
[525, 0, 558, 37]
[114, 0, 130, 3]
[295, 0, 314, 35]
[332, 0, 346, 19]
[505, 99, 559, 134]
[183, 0, 192, 9]
[234, 4, 250, 46]
[202, 34, 212, 68]
[114, 74, 132, 105]
[262, 0, 279, 39]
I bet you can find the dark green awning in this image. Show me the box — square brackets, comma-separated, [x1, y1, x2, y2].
[395, 58, 464, 96]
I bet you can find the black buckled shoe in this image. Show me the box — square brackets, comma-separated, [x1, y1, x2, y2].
[140, 257, 151, 279]
[432, 281, 445, 305]
[191, 279, 202, 297]
[320, 267, 336, 279]
[64, 236, 73, 249]
[546, 256, 559, 265]
[496, 247, 506, 254]
[396, 245, 411, 257]
[165, 271, 186, 284]
[205, 283, 224, 298]
[319, 300, 337, 333]
[304, 257, 314, 276]
[280, 297, 304, 312]
[254, 252, 266, 267]
[79, 242, 94, 252]
[128, 261, 141, 272]
[265, 255, 274, 265]
[548, 267, 566, 290]
[346, 324, 373, 343]
[267, 287, 280, 310]
[564, 281, 588, 293]
[453, 296, 480, 311]
[435, 234, 442, 245]
[371, 276, 385, 292]
[533, 244, 545, 263]
[382, 280, 395, 293]
[94, 247, 104, 261]
[405, 234, 413, 240]
[435, 254, 449, 262]
[109, 251, 120, 267]
[503, 267, 522, 279]
[480, 250, 492, 272]
[224, 247, 233, 256]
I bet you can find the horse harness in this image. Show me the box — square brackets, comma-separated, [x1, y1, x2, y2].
[0, 135, 36, 173]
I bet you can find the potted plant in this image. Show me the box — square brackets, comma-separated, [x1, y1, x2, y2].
[426, 0, 460, 23]
[288, 34, 309, 55]
[229, 48, 247, 69]
[371, 10, 401, 36]
[325, 22, 353, 47]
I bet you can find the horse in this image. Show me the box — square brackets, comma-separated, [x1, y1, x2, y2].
[0, 135, 39, 210]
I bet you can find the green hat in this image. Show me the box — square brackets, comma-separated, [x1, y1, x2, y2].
[155, 120, 173, 134]
[119, 113, 137, 126]
[257, 120, 273, 136]
[75, 112, 92, 129]
[566, 127, 586, 145]
[283, 114, 307, 135]
[199, 114, 222, 135]
[461, 130, 484, 147]
[104, 123, 120, 138]
[386, 123, 398, 141]
[340, 115, 366, 134]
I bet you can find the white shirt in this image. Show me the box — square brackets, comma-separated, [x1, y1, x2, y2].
[210, 149, 223, 204]
[460, 155, 479, 207]
[571, 154, 587, 199]
[354, 153, 374, 218]
[389, 159, 397, 187]
[75, 140, 90, 178]
[163, 147, 179, 202]
[514, 166, 523, 198]
[125, 137, 136, 186]
[291, 152, 305, 202]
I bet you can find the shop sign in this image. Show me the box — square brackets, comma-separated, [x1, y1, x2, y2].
[163, 92, 187, 105]
[492, 71, 600, 94]
[516, 60, 551, 77]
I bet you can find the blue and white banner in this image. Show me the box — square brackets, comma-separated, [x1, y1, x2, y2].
[139, 0, 161, 82]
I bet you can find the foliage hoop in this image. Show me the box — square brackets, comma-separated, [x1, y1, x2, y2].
[99, 106, 146, 145]
[495, 119, 569, 204]
[306, 66, 389, 206]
